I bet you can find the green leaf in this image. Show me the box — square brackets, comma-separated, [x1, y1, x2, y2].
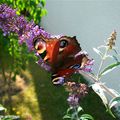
[106, 105, 116, 118]
[98, 45, 107, 49]
[109, 96, 120, 109]
[109, 89, 119, 98]
[40, 8, 47, 17]
[100, 62, 120, 76]
[108, 96, 120, 118]
[80, 114, 94, 120]
[92, 83, 108, 106]
[0, 104, 5, 111]
[77, 106, 83, 113]
[113, 48, 118, 54]
[112, 55, 119, 62]
[93, 48, 103, 57]
[67, 107, 73, 114]
[2, 115, 20, 120]
[63, 114, 71, 119]
[41, 0, 46, 7]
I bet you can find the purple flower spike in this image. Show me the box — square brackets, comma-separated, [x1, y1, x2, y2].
[67, 94, 79, 107]
[37, 58, 51, 71]
[82, 59, 94, 72]
[41, 63, 51, 71]
[65, 82, 88, 107]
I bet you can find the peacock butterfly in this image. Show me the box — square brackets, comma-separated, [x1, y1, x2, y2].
[33, 35, 91, 85]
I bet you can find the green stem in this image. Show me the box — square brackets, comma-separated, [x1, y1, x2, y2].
[96, 47, 109, 80]
[7, 36, 15, 113]
[73, 107, 79, 120]
[8, 71, 13, 113]
[0, 59, 7, 105]
[1, 58, 7, 85]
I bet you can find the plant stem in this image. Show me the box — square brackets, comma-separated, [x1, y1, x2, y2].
[1, 59, 7, 84]
[74, 107, 79, 120]
[96, 47, 109, 80]
[8, 37, 15, 113]
[8, 71, 13, 113]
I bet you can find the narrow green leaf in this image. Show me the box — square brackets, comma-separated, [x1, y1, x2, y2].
[63, 114, 71, 119]
[113, 48, 118, 54]
[40, 8, 47, 17]
[93, 48, 103, 57]
[109, 89, 119, 98]
[108, 96, 120, 118]
[92, 83, 108, 106]
[41, 0, 46, 7]
[109, 96, 120, 109]
[98, 45, 107, 49]
[80, 114, 94, 120]
[112, 55, 119, 62]
[77, 106, 83, 113]
[100, 62, 120, 76]
[106, 105, 116, 118]
[0, 104, 5, 111]
[67, 107, 73, 114]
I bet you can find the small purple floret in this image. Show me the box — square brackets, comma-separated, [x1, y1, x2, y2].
[67, 94, 79, 107]
[37, 58, 51, 71]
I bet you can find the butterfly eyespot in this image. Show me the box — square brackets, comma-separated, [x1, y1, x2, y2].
[52, 77, 65, 85]
[70, 64, 81, 69]
[34, 38, 46, 54]
[60, 39, 68, 48]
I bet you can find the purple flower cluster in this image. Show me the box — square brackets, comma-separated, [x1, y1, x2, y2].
[65, 82, 88, 107]
[82, 59, 94, 72]
[67, 94, 79, 107]
[36, 55, 51, 71]
[75, 51, 94, 72]
[0, 4, 51, 50]
[0, 4, 51, 71]
[19, 25, 51, 51]
[0, 4, 17, 35]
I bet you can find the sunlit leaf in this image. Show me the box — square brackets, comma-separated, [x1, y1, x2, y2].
[105, 54, 113, 59]
[0, 104, 5, 111]
[92, 83, 108, 106]
[77, 106, 83, 113]
[109, 89, 119, 98]
[67, 107, 73, 114]
[80, 114, 94, 120]
[109, 96, 120, 109]
[63, 114, 71, 119]
[100, 62, 120, 76]
[93, 48, 103, 57]
[2, 115, 20, 120]
[10, 0, 13, 3]
[97, 45, 107, 49]
[108, 96, 120, 118]
[41, 0, 46, 7]
[40, 8, 47, 17]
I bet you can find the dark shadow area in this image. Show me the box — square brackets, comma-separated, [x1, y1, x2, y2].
[81, 88, 116, 120]
[28, 60, 68, 120]
[28, 60, 116, 120]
